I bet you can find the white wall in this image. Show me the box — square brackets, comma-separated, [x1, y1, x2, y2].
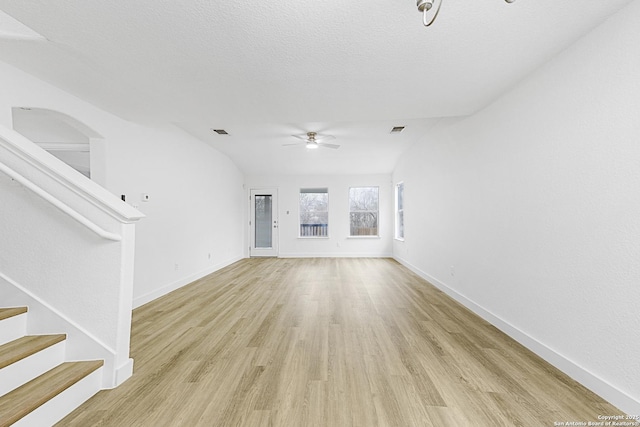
[0, 170, 123, 349]
[0, 59, 245, 309]
[122, 125, 246, 307]
[245, 174, 393, 258]
[392, 0, 640, 414]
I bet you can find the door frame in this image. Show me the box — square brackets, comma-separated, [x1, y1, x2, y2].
[249, 188, 279, 257]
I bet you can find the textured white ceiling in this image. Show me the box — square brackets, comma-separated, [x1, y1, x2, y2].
[0, 0, 634, 175]
[0, 8, 42, 40]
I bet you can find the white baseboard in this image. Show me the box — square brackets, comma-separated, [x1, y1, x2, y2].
[277, 252, 393, 259]
[393, 256, 640, 416]
[109, 357, 133, 388]
[133, 255, 244, 309]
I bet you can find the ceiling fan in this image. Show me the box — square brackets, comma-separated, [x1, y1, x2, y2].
[283, 132, 340, 150]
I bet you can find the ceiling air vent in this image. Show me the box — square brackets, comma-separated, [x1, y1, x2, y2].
[212, 129, 229, 135]
[390, 126, 405, 133]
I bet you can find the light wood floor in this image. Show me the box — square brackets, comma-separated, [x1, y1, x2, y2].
[58, 258, 620, 426]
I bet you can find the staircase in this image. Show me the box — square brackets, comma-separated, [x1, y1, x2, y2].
[0, 307, 103, 426]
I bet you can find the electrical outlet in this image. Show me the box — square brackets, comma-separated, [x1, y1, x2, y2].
[174, 263, 179, 271]
[208, 253, 211, 260]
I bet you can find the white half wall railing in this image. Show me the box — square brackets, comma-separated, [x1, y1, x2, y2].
[0, 123, 142, 227]
[0, 162, 121, 241]
[0, 122, 144, 388]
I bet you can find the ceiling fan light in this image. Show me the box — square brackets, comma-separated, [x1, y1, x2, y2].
[418, 0, 441, 26]
[306, 143, 319, 149]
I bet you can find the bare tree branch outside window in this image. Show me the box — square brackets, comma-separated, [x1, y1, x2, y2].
[300, 188, 328, 237]
[349, 187, 379, 236]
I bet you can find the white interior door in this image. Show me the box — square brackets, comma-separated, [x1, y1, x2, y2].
[250, 189, 278, 257]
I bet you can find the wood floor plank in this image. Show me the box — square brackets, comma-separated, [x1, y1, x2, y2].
[57, 258, 623, 426]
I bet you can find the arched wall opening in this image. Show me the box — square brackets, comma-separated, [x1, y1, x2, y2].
[11, 107, 107, 186]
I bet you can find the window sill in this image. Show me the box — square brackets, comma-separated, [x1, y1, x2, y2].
[347, 236, 380, 239]
[394, 237, 405, 242]
[298, 236, 330, 239]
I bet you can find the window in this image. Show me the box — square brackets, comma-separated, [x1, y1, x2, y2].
[299, 188, 329, 237]
[254, 194, 272, 248]
[395, 182, 404, 240]
[349, 187, 379, 237]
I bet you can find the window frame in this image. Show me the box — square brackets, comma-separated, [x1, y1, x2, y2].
[298, 187, 329, 238]
[395, 182, 404, 241]
[348, 186, 380, 238]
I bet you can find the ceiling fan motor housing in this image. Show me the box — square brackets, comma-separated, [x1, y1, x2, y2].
[417, 0, 433, 12]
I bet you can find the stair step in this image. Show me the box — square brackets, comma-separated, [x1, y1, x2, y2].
[0, 334, 67, 397]
[0, 360, 104, 427]
[0, 335, 66, 370]
[0, 308, 28, 347]
[0, 307, 27, 321]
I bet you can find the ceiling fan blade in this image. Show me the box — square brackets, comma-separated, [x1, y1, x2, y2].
[282, 142, 303, 146]
[291, 134, 308, 141]
[314, 134, 336, 143]
[318, 143, 340, 149]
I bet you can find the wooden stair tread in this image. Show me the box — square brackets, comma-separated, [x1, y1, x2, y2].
[0, 334, 66, 369]
[0, 360, 103, 427]
[0, 307, 27, 321]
